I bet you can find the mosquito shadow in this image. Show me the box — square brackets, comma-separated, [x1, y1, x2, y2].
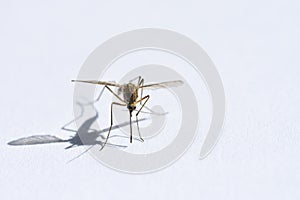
[7, 86, 148, 151]
[7, 103, 147, 150]
[7, 84, 164, 164]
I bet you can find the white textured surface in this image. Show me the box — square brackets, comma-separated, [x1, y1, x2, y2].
[0, 0, 300, 199]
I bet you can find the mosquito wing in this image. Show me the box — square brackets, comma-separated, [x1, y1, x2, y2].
[7, 135, 65, 146]
[141, 80, 184, 89]
[71, 80, 120, 87]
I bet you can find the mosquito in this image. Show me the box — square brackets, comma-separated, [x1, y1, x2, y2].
[72, 76, 183, 150]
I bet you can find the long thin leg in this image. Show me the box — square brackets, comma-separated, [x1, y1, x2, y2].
[129, 76, 141, 83]
[100, 102, 126, 150]
[129, 111, 133, 143]
[138, 78, 144, 105]
[82, 86, 106, 106]
[135, 95, 150, 142]
[104, 85, 125, 103]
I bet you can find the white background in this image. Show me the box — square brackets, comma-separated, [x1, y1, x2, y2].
[1, 0, 300, 199]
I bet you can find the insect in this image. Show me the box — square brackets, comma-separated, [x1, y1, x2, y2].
[72, 76, 183, 150]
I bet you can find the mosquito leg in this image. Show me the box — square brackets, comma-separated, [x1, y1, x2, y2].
[100, 102, 126, 150]
[135, 95, 150, 142]
[104, 85, 125, 103]
[136, 95, 150, 114]
[129, 76, 141, 83]
[82, 86, 106, 106]
[129, 111, 133, 143]
[138, 78, 144, 105]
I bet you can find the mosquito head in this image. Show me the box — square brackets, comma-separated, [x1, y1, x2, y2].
[127, 104, 136, 111]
